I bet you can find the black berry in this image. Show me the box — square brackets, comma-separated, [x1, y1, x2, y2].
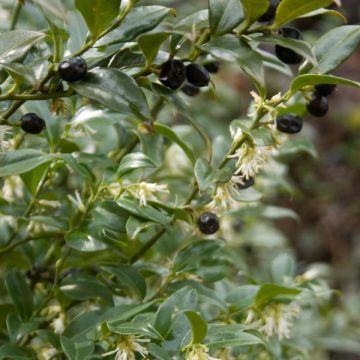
[276, 114, 303, 134]
[235, 177, 255, 190]
[58, 56, 87, 83]
[181, 83, 200, 97]
[258, 0, 280, 22]
[275, 27, 303, 65]
[314, 83, 336, 97]
[307, 95, 329, 117]
[20, 113, 46, 134]
[197, 212, 220, 235]
[159, 60, 186, 90]
[203, 61, 220, 74]
[186, 63, 210, 87]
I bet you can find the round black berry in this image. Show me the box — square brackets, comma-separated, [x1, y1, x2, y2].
[275, 27, 303, 65]
[20, 113, 46, 134]
[314, 83, 336, 97]
[203, 60, 220, 74]
[306, 95, 329, 117]
[159, 60, 186, 90]
[258, 0, 280, 22]
[235, 177, 255, 190]
[58, 56, 87, 83]
[181, 83, 200, 97]
[197, 212, 220, 235]
[186, 63, 210, 87]
[276, 114, 303, 134]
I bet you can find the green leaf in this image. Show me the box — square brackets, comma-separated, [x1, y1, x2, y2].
[206, 325, 264, 349]
[65, 230, 108, 252]
[252, 34, 317, 65]
[33, 0, 67, 28]
[173, 240, 224, 272]
[102, 265, 147, 299]
[194, 158, 233, 191]
[5, 269, 33, 320]
[154, 123, 195, 164]
[60, 273, 113, 304]
[273, 0, 333, 28]
[290, 74, 360, 95]
[138, 32, 170, 67]
[63, 310, 101, 341]
[203, 36, 265, 96]
[0, 150, 51, 177]
[0, 343, 29, 360]
[20, 162, 49, 196]
[96, 6, 173, 47]
[116, 198, 172, 228]
[60, 336, 94, 360]
[72, 68, 150, 120]
[209, 0, 244, 37]
[101, 302, 156, 323]
[117, 152, 157, 177]
[0, 30, 45, 63]
[184, 311, 208, 345]
[226, 285, 259, 311]
[240, 0, 269, 25]
[313, 25, 360, 74]
[148, 344, 171, 360]
[75, 0, 121, 39]
[271, 254, 296, 284]
[107, 321, 161, 339]
[255, 283, 301, 308]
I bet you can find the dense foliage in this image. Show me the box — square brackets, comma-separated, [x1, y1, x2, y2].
[0, 0, 359, 359]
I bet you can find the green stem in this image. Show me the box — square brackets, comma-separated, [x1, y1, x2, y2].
[0, 232, 64, 256]
[9, 0, 22, 30]
[0, 90, 73, 102]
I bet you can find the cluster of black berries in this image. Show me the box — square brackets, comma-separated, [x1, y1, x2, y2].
[20, 56, 88, 135]
[159, 59, 219, 96]
[306, 83, 336, 117]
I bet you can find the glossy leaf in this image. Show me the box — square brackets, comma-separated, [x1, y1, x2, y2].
[0, 150, 51, 178]
[117, 152, 157, 177]
[255, 283, 301, 307]
[138, 32, 170, 67]
[102, 265, 147, 299]
[75, 0, 121, 39]
[96, 6, 173, 46]
[203, 36, 265, 96]
[253, 34, 317, 65]
[0, 30, 45, 64]
[4, 269, 33, 320]
[154, 123, 195, 164]
[290, 74, 360, 95]
[240, 0, 269, 25]
[209, 0, 244, 37]
[60, 336, 94, 360]
[72, 68, 150, 120]
[194, 158, 232, 191]
[185, 311, 208, 345]
[273, 0, 333, 28]
[313, 25, 360, 74]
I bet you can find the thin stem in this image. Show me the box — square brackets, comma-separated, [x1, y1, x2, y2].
[0, 232, 63, 256]
[130, 227, 166, 264]
[9, 0, 22, 30]
[0, 90, 73, 102]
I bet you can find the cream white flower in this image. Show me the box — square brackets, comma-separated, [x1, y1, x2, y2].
[0, 125, 12, 151]
[67, 190, 87, 212]
[208, 183, 237, 211]
[126, 182, 169, 206]
[184, 344, 220, 360]
[229, 143, 272, 179]
[260, 302, 300, 340]
[1, 176, 23, 201]
[51, 313, 66, 335]
[39, 346, 57, 360]
[102, 336, 149, 360]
